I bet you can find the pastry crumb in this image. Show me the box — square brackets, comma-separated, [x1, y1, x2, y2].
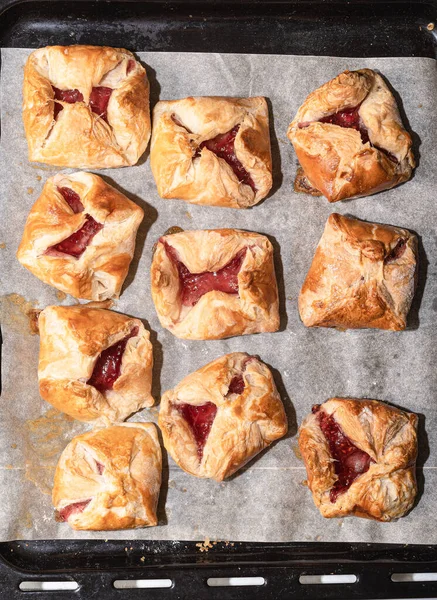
[0, 242, 5, 249]
[36, 175, 42, 181]
[185, 211, 192, 219]
[11, 443, 17, 449]
[427, 22, 435, 30]
[27, 187, 34, 195]
[196, 537, 214, 552]
[140, 556, 145, 562]
[56, 291, 67, 301]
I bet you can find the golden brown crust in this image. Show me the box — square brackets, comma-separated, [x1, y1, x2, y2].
[159, 353, 287, 481]
[17, 172, 144, 301]
[298, 398, 418, 521]
[150, 229, 280, 340]
[23, 45, 150, 168]
[298, 214, 418, 330]
[38, 305, 154, 423]
[150, 96, 272, 208]
[52, 423, 161, 530]
[287, 69, 415, 202]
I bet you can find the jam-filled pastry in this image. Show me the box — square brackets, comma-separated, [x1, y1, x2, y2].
[17, 172, 143, 301]
[150, 96, 272, 208]
[23, 45, 150, 168]
[53, 423, 161, 530]
[299, 214, 418, 330]
[299, 398, 418, 521]
[151, 229, 279, 340]
[159, 353, 288, 481]
[38, 305, 154, 423]
[287, 69, 415, 202]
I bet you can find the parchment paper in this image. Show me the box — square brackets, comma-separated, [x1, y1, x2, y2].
[1, 49, 436, 543]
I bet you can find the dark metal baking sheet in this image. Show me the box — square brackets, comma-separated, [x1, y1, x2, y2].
[1, 0, 437, 598]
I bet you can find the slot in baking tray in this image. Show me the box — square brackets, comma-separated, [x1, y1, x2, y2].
[1, 1, 437, 598]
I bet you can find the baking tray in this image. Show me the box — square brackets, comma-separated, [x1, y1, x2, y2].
[1, 1, 437, 598]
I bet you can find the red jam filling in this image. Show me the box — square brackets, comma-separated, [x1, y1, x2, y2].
[87, 327, 139, 394]
[127, 59, 136, 74]
[227, 374, 245, 396]
[57, 499, 91, 522]
[58, 187, 84, 214]
[176, 402, 217, 459]
[89, 86, 112, 122]
[52, 85, 113, 122]
[318, 105, 370, 144]
[313, 405, 374, 503]
[385, 238, 407, 263]
[196, 125, 256, 192]
[163, 241, 247, 307]
[96, 462, 105, 475]
[45, 215, 103, 258]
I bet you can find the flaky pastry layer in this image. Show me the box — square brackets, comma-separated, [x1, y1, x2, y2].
[299, 398, 418, 520]
[17, 172, 143, 301]
[287, 69, 415, 202]
[23, 45, 150, 168]
[151, 96, 272, 208]
[299, 214, 418, 330]
[38, 305, 154, 423]
[159, 353, 288, 480]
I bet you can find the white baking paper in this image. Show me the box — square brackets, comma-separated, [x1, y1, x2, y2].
[0, 49, 436, 543]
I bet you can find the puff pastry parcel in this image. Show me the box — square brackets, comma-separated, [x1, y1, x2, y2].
[299, 398, 418, 521]
[38, 305, 154, 423]
[287, 69, 415, 202]
[151, 96, 272, 208]
[299, 214, 418, 330]
[53, 423, 161, 530]
[151, 229, 279, 339]
[23, 45, 150, 168]
[17, 172, 143, 301]
[159, 353, 288, 481]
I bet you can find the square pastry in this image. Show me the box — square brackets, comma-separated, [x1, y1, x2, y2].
[287, 69, 415, 202]
[53, 423, 161, 530]
[17, 172, 143, 301]
[299, 398, 418, 520]
[299, 214, 418, 330]
[23, 45, 150, 168]
[151, 229, 280, 339]
[159, 353, 288, 481]
[38, 305, 154, 423]
[150, 96, 272, 208]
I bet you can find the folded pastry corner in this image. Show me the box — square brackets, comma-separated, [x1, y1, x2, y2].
[151, 228, 279, 339]
[38, 305, 154, 423]
[288, 69, 415, 202]
[299, 213, 418, 330]
[159, 352, 288, 481]
[17, 171, 144, 301]
[53, 423, 161, 530]
[151, 96, 272, 208]
[23, 45, 150, 168]
[299, 398, 418, 520]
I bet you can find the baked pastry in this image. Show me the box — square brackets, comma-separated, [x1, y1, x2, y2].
[17, 172, 143, 301]
[159, 353, 287, 481]
[299, 398, 418, 521]
[23, 45, 150, 168]
[38, 305, 154, 423]
[151, 229, 279, 339]
[299, 214, 418, 330]
[287, 69, 415, 202]
[53, 423, 161, 530]
[150, 96, 272, 208]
